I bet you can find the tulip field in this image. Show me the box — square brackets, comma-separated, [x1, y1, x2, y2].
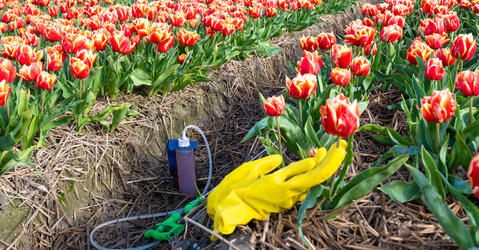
[0, 0, 353, 178]
[3, 0, 479, 247]
[245, 0, 479, 247]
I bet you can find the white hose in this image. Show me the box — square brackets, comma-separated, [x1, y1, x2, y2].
[89, 125, 266, 250]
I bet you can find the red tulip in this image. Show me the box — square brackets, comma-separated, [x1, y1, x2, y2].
[425, 58, 445, 80]
[435, 48, 456, 66]
[286, 74, 317, 99]
[15, 44, 36, 66]
[407, 38, 433, 64]
[265, 7, 277, 17]
[420, 89, 456, 123]
[264, 95, 285, 116]
[451, 34, 477, 61]
[299, 37, 319, 52]
[344, 23, 376, 48]
[425, 33, 449, 50]
[351, 56, 370, 76]
[331, 44, 353, 68]
[330, 67, 351, 86]
[468, 153, 479, 198]
[133, 18, 151, 38]
[296, 51, 323, 75]
[0, 80, 11, 107]
[75, 49, 97, 68]
[380, 24, 403, 43]
[178, 53, 187, 64]
[70, 57, 90, 79]
[157, 36, 175, 53]
[383, 13, 405, 28]
[420, 16, 445, 35]
[169, 12, 186, 27]
[365, 42, 377, 56]
[48, 6, 58, 17]
[249, 6, 263, 18]
[320, 94, 359, 138]
[92, 30, 110, 51]
[0, 58, 16, 83]
[177, 29, 200, 46]
[111, 31, 136, 55]
[35, 71, 56, 90]
[456, 70, 479, 96]
[0, 23, 7, 33]
[316, 32, 336, 51]
[361, 3, 378, 16]
[17, 62, 41, 82]
[150, 24, 171, 44]
[22, 32, 40, 47]
[443, 12, 460, 33]
[43, 25, 62, 42]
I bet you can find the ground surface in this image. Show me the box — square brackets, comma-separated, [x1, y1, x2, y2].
[0, 2, 465, 249]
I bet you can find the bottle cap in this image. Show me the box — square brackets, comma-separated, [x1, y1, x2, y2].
[178, 137, 190, 147]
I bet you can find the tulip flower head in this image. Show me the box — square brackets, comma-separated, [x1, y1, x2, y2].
[17, 62, 41, 82]
[420, 89, 456, 123]
[286, 74, 317, 99]
[177, 28, 200, 46]
[70, 57, 90, 79]
[35, 71, 56, 90]
[407, 38, 434, 64]
[425, 33, 449, 49]
[320, 94, 359, 138]
[296, 51, 323, 75]
[0, 57, 16, 83]
[330, 67, 351, 86]
[435, 48, 456, 66]
[264, 95, 285, 117]
[456, 70, 479, 96]
[299, 37, 319, 52]
[316, 32, 336, 51]
[425, 57, 445, 80]
[380, 24, 403, 43]
[451, 34, 477, 61]
[331, 44, 353, 68]
[0, 80, 11, 107]
[468, 153, 479, 198]
[351, 56, 371, 76]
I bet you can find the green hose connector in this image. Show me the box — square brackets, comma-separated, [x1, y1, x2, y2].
[144, 196, 204, 241]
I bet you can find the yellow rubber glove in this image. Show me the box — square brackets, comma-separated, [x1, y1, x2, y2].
[207, 140, 347, 237]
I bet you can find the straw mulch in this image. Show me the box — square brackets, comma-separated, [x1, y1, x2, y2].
[0, 1, 463, 249]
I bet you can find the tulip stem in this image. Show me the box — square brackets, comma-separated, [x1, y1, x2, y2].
[470, 96, 475, 123]
[436, 123, 441, 154]
[298, 100, 303, 126]
[6, 101, 9, 120]
[276, 116, 283, 160]
[336, 136, 340, 147]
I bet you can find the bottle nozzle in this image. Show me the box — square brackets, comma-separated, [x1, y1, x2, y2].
[178, 137, 190, 147]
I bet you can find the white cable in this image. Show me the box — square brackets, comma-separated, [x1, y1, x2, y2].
[90, 125, 265, 250]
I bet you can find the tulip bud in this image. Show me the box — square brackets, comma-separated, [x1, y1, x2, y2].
[264, 95, 285, 117]
[451, 34, 477, 61]
[351, 56, 371, 77]
[420, 89, 456, 123]
[157, 36, 175, 53]
[435, 48, 456, 66]
[456, 70, 479, 96]
[308, 147, 318, 158]
[35, 71, 56, 90]
[0, 80, 11, 107]
[468, 153, 479, 198]
[425, 58, 445, 80]
[286, 74, 317, 100]
[320, 94, 359, 138]
[178, 53, 187, 64]
[331, 44, 353, 68]
[330, 67, 351, 86]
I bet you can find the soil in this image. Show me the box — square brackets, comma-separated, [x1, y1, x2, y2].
[0, 1, 464, 249]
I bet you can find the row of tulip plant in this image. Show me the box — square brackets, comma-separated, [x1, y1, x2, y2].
[0, 0, 356, 176]
[245, 0, 479, 247]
